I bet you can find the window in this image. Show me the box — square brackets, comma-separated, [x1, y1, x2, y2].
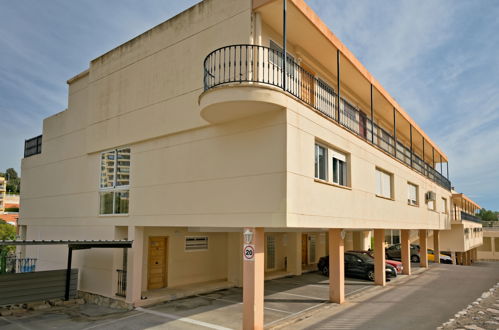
[407, 183, 418, 206]
[99, 148, 130, 215]
[315, 144, 327, 180]
[376, 168, 392, 199]
[269, 40, 295, 76]
[332, 150, 347, 186]
[427, 200, 435, 211]
[185, 236, 208, 251]
[441, 198, 448, 213]
[266, 235, 276, 269]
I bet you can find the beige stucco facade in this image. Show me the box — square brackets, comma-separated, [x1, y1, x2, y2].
[478, 227, 499, 260]
[0, 177, 5, 213]
[19, 0, 466, 326]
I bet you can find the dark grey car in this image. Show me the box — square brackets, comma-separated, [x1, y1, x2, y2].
[385, 244, 420, 263]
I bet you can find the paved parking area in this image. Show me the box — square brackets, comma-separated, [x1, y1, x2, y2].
[0, 271, 382, 330]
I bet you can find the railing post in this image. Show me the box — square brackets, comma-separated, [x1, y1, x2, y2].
[337, 50, 341, 123]
[282, 0, 287, 91]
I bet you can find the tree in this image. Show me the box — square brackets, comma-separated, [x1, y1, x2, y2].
[2, 168, 20, 194]
[0, 220, 16, 254]
[477, 208, 498, 222]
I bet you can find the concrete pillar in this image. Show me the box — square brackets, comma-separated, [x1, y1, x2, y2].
[227, 232, 243, 286]
[344, 231, 354, 251]
[451, 251, 456, 265]
[433, 230, 440, 264]
[374, 229, 386, 286]
[286, 232, 302, 276]
[126, 226, 144, 305]
[401, 229, 411, 275]
[329, 229, 344, 304]
[243, 227, 264, 330]
[419, 230, 428, 268]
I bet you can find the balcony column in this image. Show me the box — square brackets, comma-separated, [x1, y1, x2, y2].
[336, 50, 341, 123]
[393, 108, 397, 158]
[243, 227, 264, 330]
[329, 229, 345, 304]
[374, 229, 386, 286]
[401, 229, 411, 275]
[370, 84, 374, 144]
[419, 230, 428, 268]
[433, 230, 440, 264]
[126, 226, 144, 305]
[409, 125, 413, 167]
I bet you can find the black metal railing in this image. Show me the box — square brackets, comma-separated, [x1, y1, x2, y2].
[24, 135, 42, 158]
[116, 269, 127, 297]
[0, 256, 37, 274]
[203, 44, 451, 190]
[461, 211, 481, 223]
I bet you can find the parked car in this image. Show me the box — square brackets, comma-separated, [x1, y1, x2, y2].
[427, 248, 453, 264]
[349, 250, 403, 275]
[385, 244, 420, 263]
[317, 252, 394, 281]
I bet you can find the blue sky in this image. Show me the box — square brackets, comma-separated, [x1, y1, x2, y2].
[0, 0, 497, 210]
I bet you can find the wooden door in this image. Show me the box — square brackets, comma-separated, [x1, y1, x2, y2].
[301, 63, 315, 106]
[148, 236, 168, 290]
[301, 234, 308, 265]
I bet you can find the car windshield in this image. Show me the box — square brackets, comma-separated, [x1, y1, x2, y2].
[349, 253, 372, 263]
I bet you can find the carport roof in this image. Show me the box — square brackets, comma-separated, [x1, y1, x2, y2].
[0, 240, 132, 249]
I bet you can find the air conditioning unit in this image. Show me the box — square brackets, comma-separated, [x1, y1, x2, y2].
[408, 199, 417, 206]
[425, 191, 436, 202]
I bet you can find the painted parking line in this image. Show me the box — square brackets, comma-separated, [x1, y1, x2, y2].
[264, 301, 329, 327]
[195, 294, 293, 314]
[265, 289, 327, 301]
[82, 312, 145, 330]
[135, 307, 231, 330]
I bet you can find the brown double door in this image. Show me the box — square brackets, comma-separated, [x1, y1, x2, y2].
[302, 234, 308, 265]
[148, 236, 168, 290]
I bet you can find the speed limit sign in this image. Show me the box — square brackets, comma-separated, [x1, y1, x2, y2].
[243, 244, 255, 261]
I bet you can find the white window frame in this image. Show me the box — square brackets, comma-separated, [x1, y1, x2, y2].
[441, 197, 448, 214]
[315, 143, 328, 181]
[99, 147, 130, 216]
[376, 168, 393, 199]
[331, 150, 348, 187]
[407, 182, 418, 206]
[185, 236, 209, 252]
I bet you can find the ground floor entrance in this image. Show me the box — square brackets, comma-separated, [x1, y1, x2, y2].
[147, 236, 168, 290]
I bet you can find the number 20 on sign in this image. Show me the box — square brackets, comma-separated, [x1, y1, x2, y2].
[243, 244, 255, 261]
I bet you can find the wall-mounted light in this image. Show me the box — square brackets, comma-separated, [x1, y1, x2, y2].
[244, 229, 254, 244]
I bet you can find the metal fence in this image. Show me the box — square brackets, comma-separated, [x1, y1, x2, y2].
[203, 44, 451, 190]
[24, 135, 42, 158]
[116, 269, 127, 297]
[461, 211, 481, 223]
[0, 256, 37, 274]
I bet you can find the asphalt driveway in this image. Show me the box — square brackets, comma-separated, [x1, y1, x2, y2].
[0, 271, 376, 330]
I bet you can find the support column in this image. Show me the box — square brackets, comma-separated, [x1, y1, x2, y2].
[451, 251, 456, 265]
[419, 230, 428, 268]
[329, 229, 344, 304]
[286, 232, 302, 276]
[401, 230, 411, 275]
[126, 226, 144, 305]
[243, 227, 264, 330]
[433, 230, 440, 264]
[374, 229, 386, 286]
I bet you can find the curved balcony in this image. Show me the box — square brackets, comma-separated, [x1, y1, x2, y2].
[201, 44, 451, 190]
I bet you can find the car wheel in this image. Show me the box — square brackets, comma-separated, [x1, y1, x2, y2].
[367, 270, 375, 281]
[411, 255, 420, 263]
[322, 266, 329, 276]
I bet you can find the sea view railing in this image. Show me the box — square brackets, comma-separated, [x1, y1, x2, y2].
[203, 44, 451, 190]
